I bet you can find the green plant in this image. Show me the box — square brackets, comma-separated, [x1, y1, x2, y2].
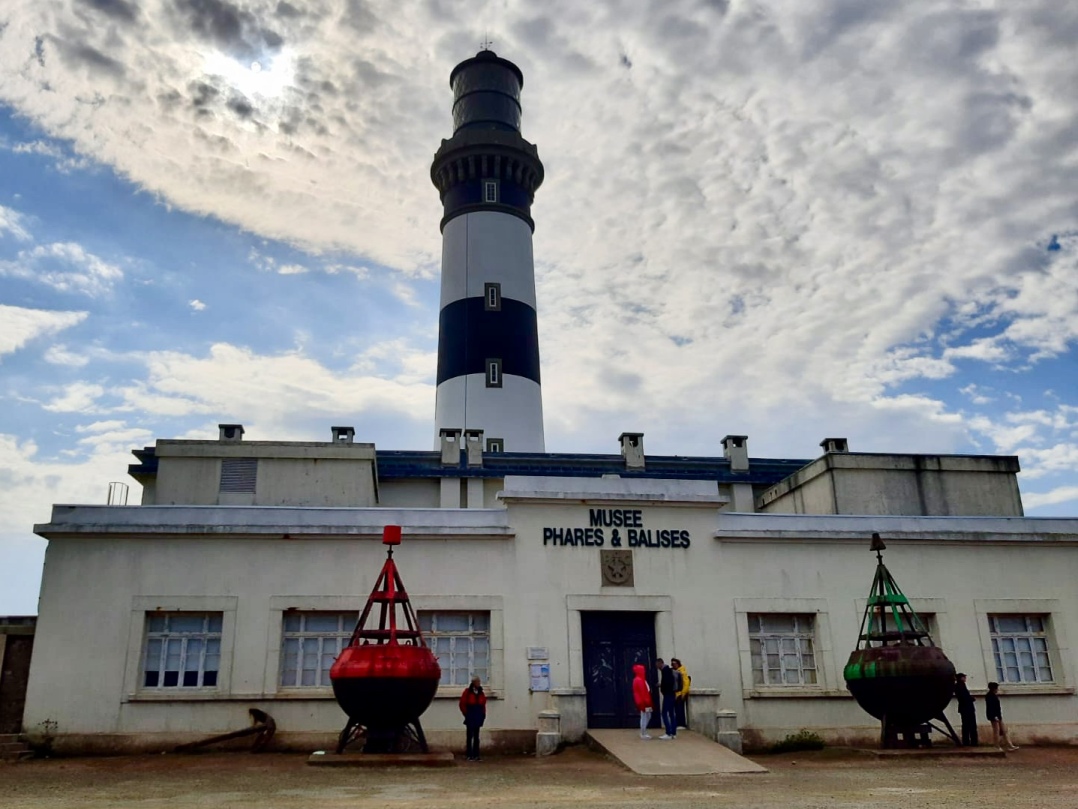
[769, 729, 825, 753]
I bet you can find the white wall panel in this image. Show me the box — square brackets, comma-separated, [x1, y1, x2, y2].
[435, 374, 545, 453]
[440, 212, 537, 308]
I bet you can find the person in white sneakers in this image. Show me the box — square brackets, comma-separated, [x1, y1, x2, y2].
[632, 664, 653, 739]
[985, 682, 1019, 751]
[655, 658, 678, 739]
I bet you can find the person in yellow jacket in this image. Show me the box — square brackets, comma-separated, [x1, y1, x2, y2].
[671, 657, 691, 729]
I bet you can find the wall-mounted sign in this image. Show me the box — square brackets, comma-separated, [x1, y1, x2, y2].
[529, 663, 551, 692]
[542, 508, 691, 549]
[527, 646, 549, 660]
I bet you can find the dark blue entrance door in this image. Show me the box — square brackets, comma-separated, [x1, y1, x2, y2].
[581, 612, 657, 729]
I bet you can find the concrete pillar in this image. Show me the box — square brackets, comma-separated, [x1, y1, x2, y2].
[466, 477, 485, 509]
[716, 709, 743, 754]
[536, 709, 560, 756]
[440, 477, 461, 509]
[550, 688, 587, 743]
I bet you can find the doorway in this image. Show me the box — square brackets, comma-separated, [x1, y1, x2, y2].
[581, 611, 657, 729]
[0, 635, 34, 734]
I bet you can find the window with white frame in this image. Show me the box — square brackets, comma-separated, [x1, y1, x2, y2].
[418, 611, 490, 687]
[483, 180, 498, 203]
[279, 612, 355, 688]
[748, 613, 818, 686]
[989, 614, 1054, 684]
[142, 612, 222, 688]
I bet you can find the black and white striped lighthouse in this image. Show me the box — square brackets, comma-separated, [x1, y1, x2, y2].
[430, 51, 545, 452]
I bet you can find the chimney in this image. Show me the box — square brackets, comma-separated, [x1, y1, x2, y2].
[464, 429, 484, 467]
[619, 432, 645, 470]
[439, 428, 463, 466]
[722, 435, 749, 471]
[820, 437, 849, 454]
[219, 423, 244, 442]
[331, 426, 355, 444]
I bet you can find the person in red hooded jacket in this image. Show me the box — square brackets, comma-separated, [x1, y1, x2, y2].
[632, 663, 654, 739]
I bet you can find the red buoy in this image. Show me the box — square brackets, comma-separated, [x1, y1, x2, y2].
[329, 526, 441, 751]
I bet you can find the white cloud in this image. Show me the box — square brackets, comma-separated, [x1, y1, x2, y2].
[112, 342, 434, 433]
[276, 263, 309, 275]
[0, 242, 124, 297]
[0, 305, 87, 358]
[8, 139, 91, 173]
[42, 382, 106, 413]
[0, 434, 142, 612]
[189, 299, 207, 311]
[0, 204, 31, 240]
[1023, 485, 1078, 510]
[0, 2, 1073, 421]
[43, 344, 90, 367]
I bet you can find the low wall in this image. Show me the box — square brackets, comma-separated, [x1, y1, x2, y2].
[25, 728, 539, 757]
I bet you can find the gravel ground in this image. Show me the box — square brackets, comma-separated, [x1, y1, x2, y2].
[2, 746, 1077, 809]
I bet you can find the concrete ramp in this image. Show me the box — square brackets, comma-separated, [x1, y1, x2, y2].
[586, 729, 768, 776]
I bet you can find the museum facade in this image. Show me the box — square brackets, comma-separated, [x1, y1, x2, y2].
[24, 428, 1078, 752]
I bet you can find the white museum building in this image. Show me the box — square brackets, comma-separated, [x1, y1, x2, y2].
[22, 50, 1078, 753]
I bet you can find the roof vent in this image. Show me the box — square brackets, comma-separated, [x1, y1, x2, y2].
[464, 429, 484, 467]
[331, 426, 355, 444]
[820, 437, 849, 454]
[721, 434, 749, 471]
[618, 432, 645, 470]
[219, 423, 245, 443]
[439, 428, 463, 466]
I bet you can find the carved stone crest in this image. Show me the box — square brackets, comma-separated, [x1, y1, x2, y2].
[600, 549, 634, 587]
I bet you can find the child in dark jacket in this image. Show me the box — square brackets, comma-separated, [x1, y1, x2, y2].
[459, 677, 487, 760]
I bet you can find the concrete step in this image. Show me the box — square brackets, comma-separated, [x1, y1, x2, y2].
[586, 728, 768, 775]
[0, 734, 21, 743]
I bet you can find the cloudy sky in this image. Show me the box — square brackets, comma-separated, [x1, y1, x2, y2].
[2, 0, 1077, 613]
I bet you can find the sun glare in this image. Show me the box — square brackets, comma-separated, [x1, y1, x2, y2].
[204, 49, 296, 100]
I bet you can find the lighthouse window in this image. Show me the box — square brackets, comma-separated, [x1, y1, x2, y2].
[483, 180, 498, 203]
[484, 282, 501, 311]
[748, 614, 817, 686]
[486, 438, 504, 453]
[279, 612, 354, 688]
[486, 358, 502, 388]
[418, 611, 490, 687]
[142, 612, 223, 688]
[989, 614, 1054, 684]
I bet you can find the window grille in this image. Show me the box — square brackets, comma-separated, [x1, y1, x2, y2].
[989, 614, 1054, 684]
[748, 613, 817, 686]
[143, 612, 222, 688]
[418, 611, 490, 687]
[220, 458, 257, 493]
[279, 612, 354, 688]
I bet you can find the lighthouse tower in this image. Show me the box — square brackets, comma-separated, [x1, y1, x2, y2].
[431, 51, 545, 452]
